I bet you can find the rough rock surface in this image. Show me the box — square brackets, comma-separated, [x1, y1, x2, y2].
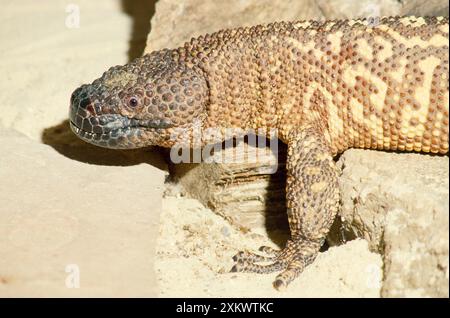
[316, 0, 402, 18]
[169, 141, 288, 232]
[398, 0, 450, 16]
[147, 0, 449, 53]
[157, 194, 382, 297]
[329, 149, 449, 297]
[316, 0, 449, 19]
[146, 0, 324, 52]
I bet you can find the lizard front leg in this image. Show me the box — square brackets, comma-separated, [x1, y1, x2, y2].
[231, 126, 340, 290]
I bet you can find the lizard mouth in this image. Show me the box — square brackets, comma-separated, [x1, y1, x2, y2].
[69, 115, 173, 148]
[70, 114, 173, 134]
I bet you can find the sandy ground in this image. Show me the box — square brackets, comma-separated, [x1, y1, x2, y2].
[0, 0, 382, 297]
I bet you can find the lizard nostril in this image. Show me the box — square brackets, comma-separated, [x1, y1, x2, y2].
[79, 97, 90, 110]
[78, 97, 96, 116]
[85, 104, 95, 115]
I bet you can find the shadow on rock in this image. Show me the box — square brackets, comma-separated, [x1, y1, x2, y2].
[121, 0, 157, 61]
[42, 120, 167, 169]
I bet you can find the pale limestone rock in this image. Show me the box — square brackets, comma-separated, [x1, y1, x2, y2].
[330, 149, 449, 297]
[0, 128, 166, 297]
[157, 196, 382, 297]
[400, 0, 449, 16]
[145, 0, 323, 52]
[169, 141, 287, 233]
[317, 0, 402, 19]
[316, 0, 448, 19]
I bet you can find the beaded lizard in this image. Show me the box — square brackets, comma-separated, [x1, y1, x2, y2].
[69, 16, 449, 290]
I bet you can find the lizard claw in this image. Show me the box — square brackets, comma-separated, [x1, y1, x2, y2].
[273, 279, 287, 291]
[230, 239, 321, 289]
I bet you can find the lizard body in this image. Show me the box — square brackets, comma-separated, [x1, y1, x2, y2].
[69, 16, 449, 289]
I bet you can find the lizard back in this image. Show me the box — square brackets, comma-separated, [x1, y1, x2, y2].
[190, 16, 449, 154]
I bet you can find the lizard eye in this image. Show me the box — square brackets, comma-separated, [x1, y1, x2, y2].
[128, 96, 139, 107]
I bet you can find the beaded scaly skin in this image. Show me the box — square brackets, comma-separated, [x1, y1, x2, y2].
[69, 16, 449, 289]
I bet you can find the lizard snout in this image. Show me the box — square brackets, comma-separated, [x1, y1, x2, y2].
[69, 85, 97, 133]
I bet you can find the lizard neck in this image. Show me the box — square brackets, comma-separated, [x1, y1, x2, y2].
[192, 23, 314, 140]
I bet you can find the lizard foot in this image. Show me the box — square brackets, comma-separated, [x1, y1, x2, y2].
[230, 239, 320, 290]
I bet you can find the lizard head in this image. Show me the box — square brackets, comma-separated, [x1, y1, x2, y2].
[69, 49, 209, 149]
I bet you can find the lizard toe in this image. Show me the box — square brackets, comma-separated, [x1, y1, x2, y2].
[230, 259, 286, 274]
[232, 250, 276, 263]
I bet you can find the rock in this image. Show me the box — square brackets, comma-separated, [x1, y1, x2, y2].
[316, 0, 403, 19]
[0, 127, 166, 297]
[157, 196, 383, 297]
[329, 149, 449, 297]
[145, 0, 324, 52]
[316, 0, 448, 19]
[146, 0, 449, 54]
[400, 0, 450, 16]
[169, 140, 288, 232]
